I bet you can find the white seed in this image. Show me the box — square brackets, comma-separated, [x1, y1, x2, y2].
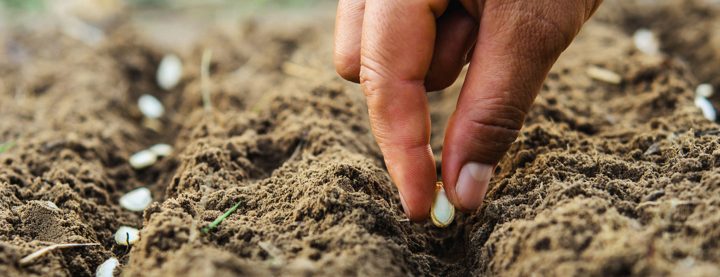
[119, 187, 152, 212]
[40, 201, 60, 211]
[430, 183, 455, 228]
[633, 28, 660, 55]
[157, 54, 183, 90]
[96, 257, 119, 277]
[695, 96, 717, 121]
[138, 94, 164, 119]
[149, 143, 173, 157]
[129, 150, 157, 169]
[696, 83, 714, 98]
[114, 226, 140, 246]
[586, 66, 622, 84]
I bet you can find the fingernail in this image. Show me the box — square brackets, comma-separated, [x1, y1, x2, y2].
[456, 162, 493, 211]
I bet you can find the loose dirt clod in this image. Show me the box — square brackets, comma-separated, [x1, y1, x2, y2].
[96, 257, 119, 277]
[119, 187, 152, 212]
[114, 226, 140, 246]
[138, 94, 164, 119]
[430, 182, 454, 228]
[129, 149, 157, 169]
[19, 243, 101, 266]
[157, 54, 183, 90]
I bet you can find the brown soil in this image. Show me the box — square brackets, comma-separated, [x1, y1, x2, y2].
[2, 0, 720, 276]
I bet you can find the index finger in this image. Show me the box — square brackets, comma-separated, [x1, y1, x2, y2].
[360, 0, 448, 221]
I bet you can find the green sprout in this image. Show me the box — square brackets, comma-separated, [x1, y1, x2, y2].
[201, 200, 242, 233]
[0, 141, 15, 154]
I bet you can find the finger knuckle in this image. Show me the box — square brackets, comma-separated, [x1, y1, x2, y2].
[358, 56, 392, 98]
[457, 98, 526, 161]
[467, 98, 526, 133]
[489, 0, 582, 58]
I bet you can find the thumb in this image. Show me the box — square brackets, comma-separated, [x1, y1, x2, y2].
[442, 0, 600, 211]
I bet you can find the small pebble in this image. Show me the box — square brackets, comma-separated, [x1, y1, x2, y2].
[96, 257, 119, 277]
[119, 187, 152, 212]
[633, 28, 660, 55]
[430, 182, 455, 228]
[149, 143, 173, 157]
[586, 66, 622, 84]
[157, 54, 183, 90]
[114, 226, 140, 246]
[696, 83, 714, 98]
[138, 94, 164, 119]
[129, 150, 157, 169]
[695, 96, 717, 121]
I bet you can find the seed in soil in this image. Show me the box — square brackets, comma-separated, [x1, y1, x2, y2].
[696, 83, 714, 98]
[138, 94, 164, 119]
[119, 187, 152, 212]
[96, 257, 119, 277]
[114, 226, 140, 246]
[694, 96, 717, 121]
[633, 28, 660, 55]
[431, 181, 455, 228]
[129, 149, 157, 169]
[586, 66, 622, 84]
[149, 143, 173, 157]
[157, 54, 183, 90]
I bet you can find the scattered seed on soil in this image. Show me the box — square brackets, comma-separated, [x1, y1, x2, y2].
[202, 200, 242, 233]
[696, 83, 714, 98]
[40, 200, 60, 211]
[149, 143, 173, 157]
[96, 257, 119, 277]
[114, 226, 140, 246]
[157, 54, 183, 90]
[694, 96, 717, 121]
[643, 143, 661, 156]
[430, 182, 454, 228]
[19, 243, 100, 266]
[119, 187, 152, 212]
[633, 28, 660, 55]
[129, 149, 157, 169]
[586, 66, 622, 84]
[138, 94, 164, 119]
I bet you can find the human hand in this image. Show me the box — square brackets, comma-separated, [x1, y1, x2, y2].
[334, 0, 601, 221]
